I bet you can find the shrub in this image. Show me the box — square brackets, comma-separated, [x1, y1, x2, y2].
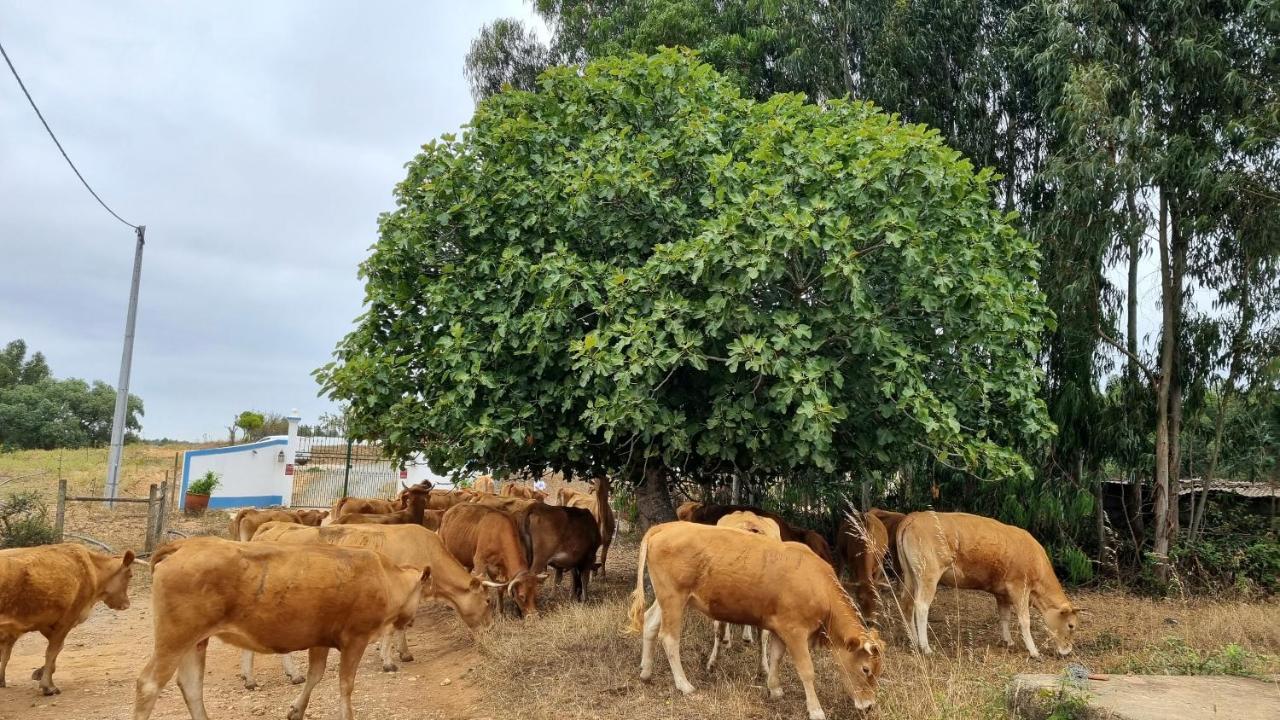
[0, 491, 58, 548]
[1051, 543, 1095, 585]
[187, 470, 221, 496]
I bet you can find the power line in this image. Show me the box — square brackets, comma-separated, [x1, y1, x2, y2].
[0, 38, 138, 229]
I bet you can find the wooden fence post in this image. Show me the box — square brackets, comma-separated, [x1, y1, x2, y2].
[144, 484, 158, 553]
[55, 478, 67, 542]
[157, 480, 169, 550]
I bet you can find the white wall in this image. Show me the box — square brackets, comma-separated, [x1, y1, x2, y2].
[181, 438, 292, 509]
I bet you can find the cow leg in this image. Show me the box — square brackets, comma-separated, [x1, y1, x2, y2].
[1016, 593, 1041, 659]
[336, 639, 369, 720]
[0, 638, 12, 687]
[782, 631, 826, 720]
[997, 596, 1014, 647]
[239, 651, 259, 689]
[282, 653, 305, 684]
[742, 625, 754, 644]
[760, 630, 772, 676]
[898, 584, 919, 648]
[132, 644, 186, 720]
[34, 627, 69, 695]
[174, 640, 210, 720]
[638, 602, 662, 682]
[396, 629, 413, 663]
[554, 568, 564, 587]
[379, 627, 399, 672]
[287, 646, 328, 720]
[598, 537, 610, 578]
[706, 622, 723, 671]
[763, 630, 787, 698]
[911, 579, 938, 655]
[658, 601, 694, 694]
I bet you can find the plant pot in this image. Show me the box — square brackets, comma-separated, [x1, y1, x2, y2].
[185, 493, 210, 513]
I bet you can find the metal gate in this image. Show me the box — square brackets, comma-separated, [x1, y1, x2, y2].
[290, 436, 402, 507]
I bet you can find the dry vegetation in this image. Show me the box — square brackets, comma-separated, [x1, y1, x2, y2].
[472, 540, 1280, 720]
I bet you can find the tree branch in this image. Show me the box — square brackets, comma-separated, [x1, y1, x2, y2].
[1096, 325, 1158, 381]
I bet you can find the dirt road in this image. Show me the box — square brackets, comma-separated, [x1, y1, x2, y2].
[0, 568, 487, 720]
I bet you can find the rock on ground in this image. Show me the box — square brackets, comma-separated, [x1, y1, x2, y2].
[1008, 673, 1280, 720]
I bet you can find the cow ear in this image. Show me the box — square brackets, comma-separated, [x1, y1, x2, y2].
[121, 550, 136, 567]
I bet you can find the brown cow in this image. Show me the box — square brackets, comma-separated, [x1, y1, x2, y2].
[680, 503, 835, 566]
[334, 486, 429, 526]
[868, 508, 906, 574]
[706, 511, 782, 670]
[421, 509, 445, 531]
[896, 511, 1079, 658]
[329, 495, 399, 523]
[439, 504, 546, 618]
[245, 521, 494, 684]
[472, 475, 495, 494]
[558, 479, 616, 577]
[0, 544, 134, 694]
[500, 482, 547, 502]
[229, 507, 327, 541]
[674, 500, 702, 521]
[507, 503, 600, 602]
[473, 494, 537, 514]
[134, 537, 429, 720]
[834, 512, 890, 622]
[627, 523, 883, 718]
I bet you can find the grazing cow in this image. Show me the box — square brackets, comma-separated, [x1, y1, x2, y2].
[706, 511, 782, 670]
[134, 537, 430, 720]
[896, 511, 1079, 658]
[500, 503, 600, 602]
[0, 544, 134, 695]
[426, 488, 475, 511]
[329, 496, 399, 523]
[229, 508, 327, 542]
[868, 508, 906, 574]
[834, 512, 890, 621]
[627, 523, 883, 718]
[473, 475, 495, 494]
[473, 494, 538, 514]
[439, 504, 546, 618]
[500, 482, 547, 502]
[558, 479, 616, 577]
[334, 486, 429, 526]
[679, 502, 835, 566]
[244, 521, 494, 685]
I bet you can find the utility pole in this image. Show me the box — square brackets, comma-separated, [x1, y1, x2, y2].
[105, 225, 145, 507]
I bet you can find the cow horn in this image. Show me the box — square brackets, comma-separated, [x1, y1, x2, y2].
[480, 579, 506, 589]
[534, 572, 549, 580]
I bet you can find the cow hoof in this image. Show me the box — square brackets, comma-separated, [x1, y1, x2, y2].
[399, 652, 414, 663]
[382, 663, 398, 673]
[42, 686, 60, 696]
[243, 679, 258, 690]
[287, 705, 305, 720]
[289, 675, 306, 686]
[638, 671, 652, 684]
[808, 710, 826, 720]
[30, 668, 43, 681]
[676, 681, 695, 695]
[0, 678, 6, 688]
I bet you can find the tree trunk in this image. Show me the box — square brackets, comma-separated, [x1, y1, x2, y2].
[1167, 204, 1187, 544]
[1152, 191, 1174, 582]
[1125, 187, 1145, 546]
[634, 464, 676, 532]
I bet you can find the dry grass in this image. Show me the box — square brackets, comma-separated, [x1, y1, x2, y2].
[472, 537, 1280, 720]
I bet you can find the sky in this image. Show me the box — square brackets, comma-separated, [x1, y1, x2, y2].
[1, 2, 546, 441]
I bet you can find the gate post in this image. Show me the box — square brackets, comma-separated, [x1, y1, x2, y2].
[155, 480, 169, 550]
[342, 438, 353, 498]
[55, 479, 67, 542]
[144, 484, 158, 553]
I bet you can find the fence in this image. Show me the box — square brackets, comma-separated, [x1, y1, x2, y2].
[289, 437, 404, 507]
[54, 478, 170, 555]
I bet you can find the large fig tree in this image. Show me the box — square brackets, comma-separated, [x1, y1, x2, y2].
[319, 50, 1053, 524]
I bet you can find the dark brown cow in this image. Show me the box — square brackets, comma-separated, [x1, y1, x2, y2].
[439, 504, 545, 617]
[504, 503, 600, 602]
[834, 512, 890, 621]
[1, 544, 135, 694]
[558, 478, 616, 577]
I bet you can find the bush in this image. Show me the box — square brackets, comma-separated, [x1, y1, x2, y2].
[1173, 499, 1279, 595]
[1051, 543, 1095, 585]
[1112, 637, 1271, 677]
[187, 470, 221, 496]
[0, 491, 58, 548]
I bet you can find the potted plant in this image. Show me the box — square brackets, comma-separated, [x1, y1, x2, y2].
[185, 471, 220, 513]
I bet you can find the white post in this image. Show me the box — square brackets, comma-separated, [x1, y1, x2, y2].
[105, 225, 145, 507]
[283, 409, 301, 507]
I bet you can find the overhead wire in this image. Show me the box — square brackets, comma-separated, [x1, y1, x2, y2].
[0, 37, 139, 229]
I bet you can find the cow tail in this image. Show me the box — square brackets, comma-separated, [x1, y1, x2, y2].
[895, 518, 917, 604]
[228, 511, 242, 541]
[150, 541, 182, 570]
[624, 527, 652, 635]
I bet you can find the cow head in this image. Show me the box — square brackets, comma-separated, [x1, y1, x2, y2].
[101, 550, 136, 611]
[1043, 603, 1079, 656]
[505, 571, 548, 619]
[830, 629, 883, 711]
[450, 576, 495, 632]
[297, 509, 328, 526]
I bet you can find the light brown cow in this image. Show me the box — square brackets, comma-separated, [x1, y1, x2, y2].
[421, 509, 445, 531]
[244, 521, 494, 685]
[868, 508, 906, 574]
[834, 511, 890, 621]
[628, 522, 883, 718]
[674, 500, 702, 521]
[134, 536, 429, 720]
[896, 511, 1079, 658]
[706, 511, 782, 670]
[334, 486, 429, 526]
[500, 482, 547, 502]
[0, 543, 134, 695]
[329, 496, 399, 523]
[438, 504, 545, 618]
[472, 475, 495, 494]
[229, 507, 327, 541]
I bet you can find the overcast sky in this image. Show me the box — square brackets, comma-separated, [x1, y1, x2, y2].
[1, 2, 544, 440]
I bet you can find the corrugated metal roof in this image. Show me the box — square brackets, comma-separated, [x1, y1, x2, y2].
[1106, 478, 1278, 498]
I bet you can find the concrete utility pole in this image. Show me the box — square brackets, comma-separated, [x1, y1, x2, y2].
[105, 225, 145, 506]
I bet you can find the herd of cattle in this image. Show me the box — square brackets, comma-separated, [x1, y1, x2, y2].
[0, 477, 1080, 720]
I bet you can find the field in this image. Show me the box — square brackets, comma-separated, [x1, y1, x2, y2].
[1, 448, 1278, 720]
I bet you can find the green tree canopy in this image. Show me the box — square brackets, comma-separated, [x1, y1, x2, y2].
[0, 378, 143, 450]
[235, 411, 266, 440]
[320, 50, 1053, 519]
